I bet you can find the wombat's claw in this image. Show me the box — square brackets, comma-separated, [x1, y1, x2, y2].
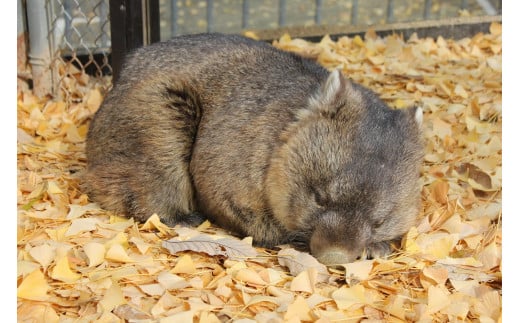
[366, 241, 393, 259]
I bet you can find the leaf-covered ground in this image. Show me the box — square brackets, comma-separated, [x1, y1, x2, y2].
[17, 24, 502, 322]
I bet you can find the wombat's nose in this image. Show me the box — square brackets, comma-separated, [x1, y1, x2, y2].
[314, 248, 360, 266]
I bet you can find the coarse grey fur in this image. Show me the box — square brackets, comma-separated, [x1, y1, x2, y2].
[85, 33, 424, 265]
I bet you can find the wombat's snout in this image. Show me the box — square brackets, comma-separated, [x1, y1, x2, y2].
[312, 247, 361, 266]
[309, 212, 367, 265]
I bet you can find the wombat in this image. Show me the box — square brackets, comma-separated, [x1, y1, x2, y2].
[85, 33, 423, 265]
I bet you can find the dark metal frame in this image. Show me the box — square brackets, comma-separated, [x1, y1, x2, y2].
[109, 0, 160, 82]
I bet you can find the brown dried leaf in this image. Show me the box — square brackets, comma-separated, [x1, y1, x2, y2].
[455, 163, 494, 191]
[429, 179, 449, 204]
[113, 304, 151, 320]
[162, 234, 257, 260]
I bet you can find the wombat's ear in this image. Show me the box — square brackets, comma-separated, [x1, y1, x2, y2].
[307, 69, 353, 117]
[414, 107, 423, 126]
[406, 106, 423, 126]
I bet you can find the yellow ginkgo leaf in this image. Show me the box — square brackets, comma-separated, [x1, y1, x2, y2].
[84, 242, 106, 267]
[284, 295, 313, 321]
[139, 283, 165, 296]
[140, 213, 172, 235]
[29, 243, 56, 268]
[129, 236, 151, 254]
[65, 218, 100, 236]
[233, 268, 267, 287]
[172, 254, 196, 274]
[105, 231, 129, 249]
[427, 285, 450, 314]
[99, 280, 126, 312]
[105, 244, 134, 263]
[17, 269, 50, 301]
[332, 284, 366, 310]
[17, 303, 59, 323]
[51, 256, 81, 283]
[290, 268, 317, 294]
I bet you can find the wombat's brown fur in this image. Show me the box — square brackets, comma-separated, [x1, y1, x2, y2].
[85, 33, 423, 265]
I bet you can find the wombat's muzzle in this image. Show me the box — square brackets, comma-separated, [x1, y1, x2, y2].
[309, 212, 368, 265]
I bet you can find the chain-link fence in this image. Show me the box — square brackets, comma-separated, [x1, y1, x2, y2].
[22, 0, 111, 100]
[159, 0, 501, 39]
[19, 0, 502, 99]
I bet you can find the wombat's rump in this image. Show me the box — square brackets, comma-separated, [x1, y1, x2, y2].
[85, 33, 423, 265]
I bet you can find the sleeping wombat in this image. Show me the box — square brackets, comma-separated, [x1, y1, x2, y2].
[85, 33, 423, 265]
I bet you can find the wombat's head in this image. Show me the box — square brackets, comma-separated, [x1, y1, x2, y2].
[266, 70, 423, 265]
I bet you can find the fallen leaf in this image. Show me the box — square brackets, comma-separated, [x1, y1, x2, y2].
[161, 310, 194, 323]
[105, 231, 129, 249]
[141, 213, 173, 234]
[129, 236, 152, 254]
[99, 280, 126, 311]
[17, 269, 50, 301]
[234, 268, 268, 287]
[65, 217, 100, 236]
[284, 295, 314, 321]
[430, 179, 449, 204]
[29, 243, 56, 268]
[113, 304, 151, 320]
[420, 266, 448, 288]
[443, 300, 470, 319]
[341, 259, 374, 281]
[66, 203, 100, 219]
[158, 271, 190, 290]
[139, 283, 165, 296]
[163, 234, 257, 261]
[332, 284, 366, 310]
[105, 244, 134, 263]
[84, 242, 106, 267]
[51, 256, 81, 283]
[277, 248, 330, 282]
[290, 268, 318, 293]
[426, 285, 450, 313]
[171, 254, 196, 274]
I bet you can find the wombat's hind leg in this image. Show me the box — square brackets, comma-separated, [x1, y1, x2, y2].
[85, 80, 204, 227]
[134, 82, 204, 227]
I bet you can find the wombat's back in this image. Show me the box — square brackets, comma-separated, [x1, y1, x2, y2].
[117, 33, 328, 99]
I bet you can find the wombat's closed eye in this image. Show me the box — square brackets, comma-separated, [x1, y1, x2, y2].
[85, 33, 423, 265]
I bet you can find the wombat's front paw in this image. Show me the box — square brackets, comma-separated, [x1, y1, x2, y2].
[161, 212, 207, 228]
[366, 240, 397, 259]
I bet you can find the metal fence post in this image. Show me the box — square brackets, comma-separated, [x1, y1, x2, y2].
[26, 0, 54, 97]
[315, 0, 323, 25]
[351, 0, 358, 25]
[242, 0, 250, 28]
[171, 0, 179, 37]
[279, 0, 286, 27]
[206, 0, 214, 32]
